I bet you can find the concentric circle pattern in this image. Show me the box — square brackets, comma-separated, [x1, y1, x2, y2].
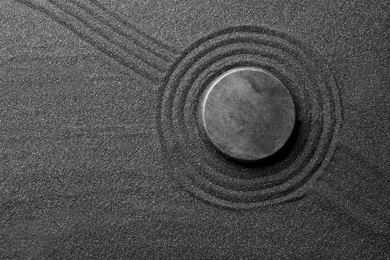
[157, 26, 342, 209]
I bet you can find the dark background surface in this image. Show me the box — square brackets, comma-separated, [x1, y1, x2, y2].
[0, 0, 389, 259]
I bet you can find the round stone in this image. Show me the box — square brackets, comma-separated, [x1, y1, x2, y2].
[200, 67, 296, 161]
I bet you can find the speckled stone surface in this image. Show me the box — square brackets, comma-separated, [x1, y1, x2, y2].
[201, 67, 295, 161]
[0, 0, 389, 259]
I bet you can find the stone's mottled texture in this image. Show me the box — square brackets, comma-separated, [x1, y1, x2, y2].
[201, 67, 296, 161]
